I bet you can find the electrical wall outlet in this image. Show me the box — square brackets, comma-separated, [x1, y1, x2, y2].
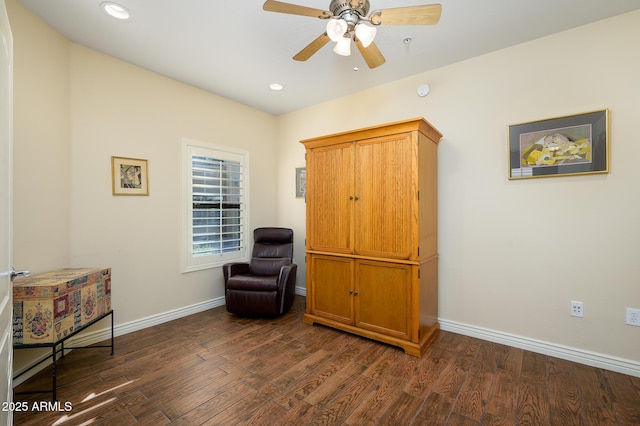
[626, 308, 640, 326]
[570, 301, 584, 318]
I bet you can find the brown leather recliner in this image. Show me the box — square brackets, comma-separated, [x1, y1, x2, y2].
[223, 227, 297, 316]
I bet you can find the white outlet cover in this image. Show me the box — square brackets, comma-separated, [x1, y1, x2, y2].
[626, 308, 640, 326]
[570, 301, 584, 317]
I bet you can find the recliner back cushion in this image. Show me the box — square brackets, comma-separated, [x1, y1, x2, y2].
[248, 227, 294, 276]
[254, 227, 293, 245]
[249, 257, 289, 276]
[252, 242, 293, 259]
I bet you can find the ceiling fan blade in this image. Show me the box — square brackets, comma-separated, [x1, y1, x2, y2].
[293, 33, 331, 61]
[263, 0, 331, 19]
[355, 39, 386, 69]
[372, 4, 442, 26]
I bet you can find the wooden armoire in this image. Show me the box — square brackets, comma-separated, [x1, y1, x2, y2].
[301, 118, 443, 356]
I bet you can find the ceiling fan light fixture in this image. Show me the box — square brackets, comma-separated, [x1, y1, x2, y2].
[333, 36, 352, 56]
[326, 18, 348, 42]
[355, 23, 376, 48]
[262, 0, 443, 69]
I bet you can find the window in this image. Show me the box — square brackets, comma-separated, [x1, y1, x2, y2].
[182, 139, 249, 272]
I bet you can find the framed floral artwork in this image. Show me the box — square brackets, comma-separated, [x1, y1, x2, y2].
[508, 109, 609, 179]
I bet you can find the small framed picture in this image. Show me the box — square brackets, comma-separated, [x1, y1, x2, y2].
[508, 109, 609, 180]
[112, 156, 149, 196]
[296, 167, 306, 198]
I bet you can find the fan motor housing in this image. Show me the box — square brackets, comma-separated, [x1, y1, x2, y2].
[330, 0, 369, 18]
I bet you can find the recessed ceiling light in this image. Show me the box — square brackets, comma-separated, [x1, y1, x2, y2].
[269, 83, 284, 91]
[101, 2, 130, 20]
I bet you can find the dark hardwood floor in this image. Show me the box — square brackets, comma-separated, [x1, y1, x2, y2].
[13, 296, 640, 425]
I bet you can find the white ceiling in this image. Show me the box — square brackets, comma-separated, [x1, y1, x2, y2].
[17, 0, 640, 115]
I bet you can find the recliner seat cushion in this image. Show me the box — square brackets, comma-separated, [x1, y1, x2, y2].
[226, 274, 278, 291]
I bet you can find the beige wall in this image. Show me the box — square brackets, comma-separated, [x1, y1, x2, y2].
[10, 0, 70, 272]
[8, 0, 278, 370]
[277, 10, 640, 363]
[8, 0, 640, 373]
[66, 44, 278, 322]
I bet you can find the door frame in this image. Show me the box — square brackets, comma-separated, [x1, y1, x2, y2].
[0, 0, 14, 424]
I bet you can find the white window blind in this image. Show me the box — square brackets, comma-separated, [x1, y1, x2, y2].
[182, 139, 249, 272]
[192, 155, 243, 256]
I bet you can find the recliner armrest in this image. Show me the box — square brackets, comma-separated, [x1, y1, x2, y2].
[223, 262, 250, 282]
[277, 263, 297, 313]
[277, 264, 297, 289]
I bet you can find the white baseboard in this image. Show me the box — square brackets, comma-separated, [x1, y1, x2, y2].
[439, 318, 640, 378]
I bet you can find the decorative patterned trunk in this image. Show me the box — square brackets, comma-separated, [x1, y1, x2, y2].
[12, 268, 111, 345]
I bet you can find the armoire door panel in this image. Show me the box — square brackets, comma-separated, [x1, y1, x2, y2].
[355, 135, 413, 259]
[309, 255, 354, 324]
[307, 143, 354, 253]
[355, 260, 411, 339]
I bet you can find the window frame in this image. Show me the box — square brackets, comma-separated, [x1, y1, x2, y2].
[181, 138, 250, 273]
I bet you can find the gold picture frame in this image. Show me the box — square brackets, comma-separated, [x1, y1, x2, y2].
[508, 109, 609, 180]
[111, 156, 149, 196]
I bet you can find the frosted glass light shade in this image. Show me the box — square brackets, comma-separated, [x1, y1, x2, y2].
[101, 2, 130, 20]
[355, 23, 376, 47]
[326, 19, 348, 42]
[334, 36, 352, 56]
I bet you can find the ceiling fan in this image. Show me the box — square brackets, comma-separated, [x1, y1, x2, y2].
[263, 0, 442, 69]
